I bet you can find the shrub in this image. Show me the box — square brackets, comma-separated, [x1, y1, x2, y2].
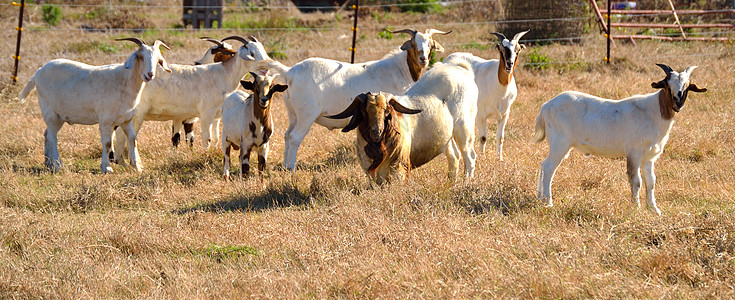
[400, 0, 443, 13]
[42, 5, 62, 26]
[525, 48, 550, 70]
[378, 26, 393, 39]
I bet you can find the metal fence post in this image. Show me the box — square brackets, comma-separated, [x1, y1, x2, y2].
[12, 0, 26, 84]
[606, 0, 611, 64]
[350, 0, 359, 64]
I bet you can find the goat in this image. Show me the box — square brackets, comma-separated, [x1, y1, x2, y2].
[112, 36, 271, 168]
[18, 38, 172, 173]
[443, 30, 529, 160]
[257, 28, 451, 171]
[222, 72, 288, 180]
[534, 64, 707, 215]
[328, 60, 478, 184]
[171, 37, 239, 152]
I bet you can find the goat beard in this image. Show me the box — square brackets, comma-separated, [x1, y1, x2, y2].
[361, 112, 403, 176]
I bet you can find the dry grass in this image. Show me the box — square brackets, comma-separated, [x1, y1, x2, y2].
[1, 1, 735, 298]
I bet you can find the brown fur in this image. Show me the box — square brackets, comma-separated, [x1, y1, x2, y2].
[360, 105, 409, 176]
[658, 84, 676, 121]
[212, 48, 237, 63]
[405, 43, 424, 82]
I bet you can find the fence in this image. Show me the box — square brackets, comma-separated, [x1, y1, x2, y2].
[7, 0, 735, 82]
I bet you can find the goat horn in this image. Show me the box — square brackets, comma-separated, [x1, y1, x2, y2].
[391, 29, 418, 36]
[115, 37, 146, 47]
[656, 63, 674, 76]
[247, 36, 260, 43]
[425, 29, 452, 37]
[683, 65, 698, 74]
[222, 36, 249, 44]
[200, 36, 224, 47]
[153, 40, 171, 51]
[491, 32, 508, 41]
[512, 30, 530, 42]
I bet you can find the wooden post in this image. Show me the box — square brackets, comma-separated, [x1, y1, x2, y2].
[666, 0, 686, 39]
[350, 0, 359, 64]
[11, 0, 25, 84]
[588, 0, 607, 33]
[606, 0, 611, 64]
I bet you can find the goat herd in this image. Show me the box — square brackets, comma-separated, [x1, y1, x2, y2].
[18, 29, 707, 216]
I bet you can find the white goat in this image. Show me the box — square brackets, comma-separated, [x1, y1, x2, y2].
[171, 37, 238, 151]
[534, 64, 707, 215]
[222, 72, 288, 180]
[112, 36, 271, 167]
[328, 61, 478, 183]
[18, 38, 172, 173]
[443, 30, 529, 160]
[257, 28, 451, 170]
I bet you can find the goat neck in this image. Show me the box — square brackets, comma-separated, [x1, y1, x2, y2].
[222, 49, 254, 91]
[657, 87, 676, 121]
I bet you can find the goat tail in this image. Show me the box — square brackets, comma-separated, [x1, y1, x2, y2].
[256, 59, 290, 79]
[533, 110, 546, 143]
[18, 75, 36, 103]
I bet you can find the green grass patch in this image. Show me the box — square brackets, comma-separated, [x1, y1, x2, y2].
[524, 48, 550, 70]
[461, 42, 490, 51]
[378, 26, 394, 40]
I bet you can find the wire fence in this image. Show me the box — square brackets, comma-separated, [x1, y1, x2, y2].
[6, 0, 734, 71]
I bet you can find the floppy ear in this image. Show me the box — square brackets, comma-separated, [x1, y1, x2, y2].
[240, 80, 256, 91]
[651, 79, 667, 89]
[389, 98, 421, 115]
[432, 40, 445, 53]
[687, 83, 707, 93]
[124, 51, 138, 69]
[271, 84, 288, 93]
[518, 44, 526, 51]
[400, 40, 413, 51]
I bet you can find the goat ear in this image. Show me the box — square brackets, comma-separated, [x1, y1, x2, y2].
[124, 52, 138, 69]
[432, 40, 445, 53]
[389, 98, 421, 115]
[518, 44, 526, 51]
[271, 84, 288, 93]
[687, 83, 707, 93]
[240, 80, 256, 91]
[651, 80, 667, 89]
[400, 40, 413, 51]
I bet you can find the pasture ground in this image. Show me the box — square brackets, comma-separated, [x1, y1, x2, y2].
[1, 1, 734, 298]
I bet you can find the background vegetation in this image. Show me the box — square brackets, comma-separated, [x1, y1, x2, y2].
[1, 0, 734, 298]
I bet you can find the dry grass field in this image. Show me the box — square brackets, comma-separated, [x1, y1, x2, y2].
[1, 1, 734, 298]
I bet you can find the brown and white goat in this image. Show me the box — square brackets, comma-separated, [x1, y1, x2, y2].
[534, 63, 707, 215]
[221, 72, 288, 180]
[329, 92, 421, 184]
[330, 60, 479, 184]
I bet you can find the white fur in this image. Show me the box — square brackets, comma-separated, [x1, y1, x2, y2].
[444, 52, 518, 160]
[17, 40, 171, 173]
[533, 66, 705, 215]
[112, 39, 271, 167]
[351, 61, 479, 182]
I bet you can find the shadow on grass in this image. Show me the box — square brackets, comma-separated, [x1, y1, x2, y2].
[175, 183, 310, 214]
[154, 152, 220, 186]
[272, 145, 356, 172]
[452, 184, 537, 216]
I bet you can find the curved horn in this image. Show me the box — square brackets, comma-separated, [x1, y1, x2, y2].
[491, 32, 508, 41]
[656, 63, 674, 76]
[512, 29, 530, 42]
[115, 37, 146, 47]
[247, 36, 260, 43]
[199, 36, 224, 47]
[425, 29, 452, 37]
[153, 40, 171, 51]
[391, 29, 418, 36]
[221, 36, 249, 44]
[683, 65, 699, 74]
